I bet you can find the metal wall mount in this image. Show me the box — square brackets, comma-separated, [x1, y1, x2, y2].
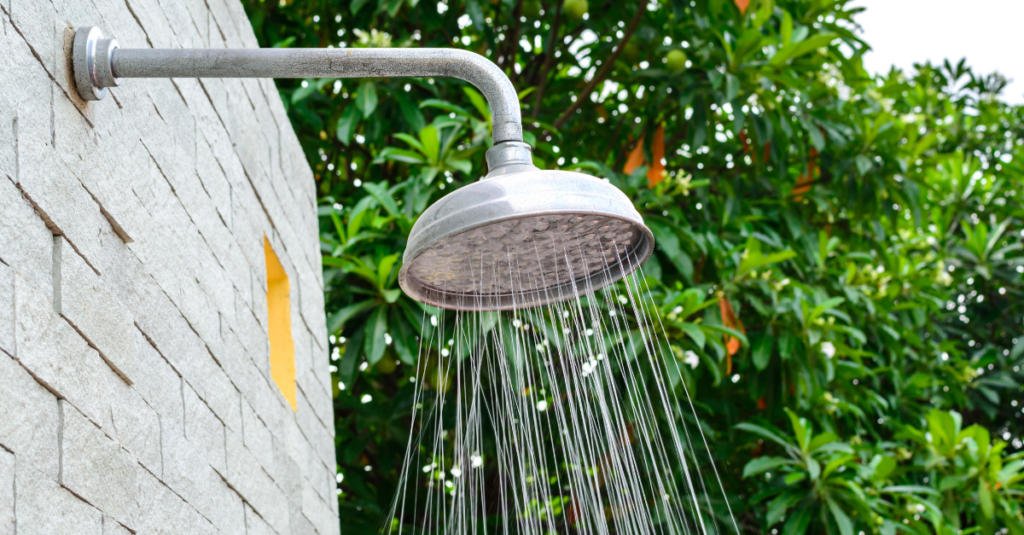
[72, 26, 532, 171]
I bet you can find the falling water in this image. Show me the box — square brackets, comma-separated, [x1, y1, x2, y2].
[384, 241, 739, 535]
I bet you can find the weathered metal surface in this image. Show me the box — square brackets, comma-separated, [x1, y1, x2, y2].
[398, 168, 654, 311]
[74, 27, 522, 144]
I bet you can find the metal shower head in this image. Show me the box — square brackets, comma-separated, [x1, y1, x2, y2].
[68, 27, 653, 311]
[399, 144, 654, 312]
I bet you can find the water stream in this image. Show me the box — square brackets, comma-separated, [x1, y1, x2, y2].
[385, 247, 738, 535]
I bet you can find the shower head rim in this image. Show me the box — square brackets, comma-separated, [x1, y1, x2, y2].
[399, 170, 653, 312]
[401, 204, 648, 268]
[398, 209, 653, 311]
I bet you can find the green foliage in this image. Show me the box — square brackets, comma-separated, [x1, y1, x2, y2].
[242, 0, 1024, 531]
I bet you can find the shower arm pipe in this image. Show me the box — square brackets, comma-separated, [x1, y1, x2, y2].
[73, 27, 533, 173]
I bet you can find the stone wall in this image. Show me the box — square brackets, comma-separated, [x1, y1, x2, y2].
[0, 0, 338, 533]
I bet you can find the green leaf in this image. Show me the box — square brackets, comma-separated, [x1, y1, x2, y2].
[377, 147, 426, 165]
[377, 253, 400, 288]
[752, 0, 774, 28]
[782, 504, 812, 535]
[389, 310, 416, 365]
[742, 456, 793, 478]
[356, 81, 378, 116]
[350, 0, 371, 13]
[753, 333, 773, 370]
[784, 408, 810, 452]
[362, 182, 401, 216]
[326, 300, 377, 335]
[1012, 336, 1024, 359]
[855, 154, 873, 175]
[444, 157, 472, 176]
[392, 132, 425, 154]
[702, 324, 749, 348]
[978, 480, 994, 518]
[462, 86, 491, 124]
[338, 325, 365, 385]
[735, 422, 794, 451]
[822, 454, 854, 480]
[878, 485, 941, 497]
[826, 498, 854, 535]
[385, 0, 403, 16]
[419, 125, 440, 164]
[464, 0, 485, 31]
[767, 492, 800, 525]
[806, 457, 820, 481]
[780, 11, 793, 45]
[395, 92, 426, 132]
[808, 432, 838, 452]
[364, 308, 388, 365]
[927, 409, 957, 449]
[336, 105, 362, 146]
[291, 79, 318, 104]
[680, 323, 706, 349]
[736, 237, 796, 277]
[420, 99, 472, 116]
[648, 220, 692, 279]
[770, 32, 838, 66]
[870, 455, 896, 481]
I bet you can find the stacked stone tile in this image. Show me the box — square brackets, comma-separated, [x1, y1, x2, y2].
[0, 0, 339, 533]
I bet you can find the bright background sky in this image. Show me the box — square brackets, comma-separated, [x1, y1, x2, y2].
[851, 0, 1024, 104]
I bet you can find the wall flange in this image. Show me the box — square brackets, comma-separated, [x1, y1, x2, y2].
[73, 27, 119, 102]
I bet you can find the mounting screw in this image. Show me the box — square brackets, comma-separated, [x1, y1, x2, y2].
[73, 27, 119, 101]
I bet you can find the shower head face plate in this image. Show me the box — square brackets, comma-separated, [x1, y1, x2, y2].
[399, 169, 653, 311]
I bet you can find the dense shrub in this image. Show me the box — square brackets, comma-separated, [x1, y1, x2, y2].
[242, 0, 1024, 532]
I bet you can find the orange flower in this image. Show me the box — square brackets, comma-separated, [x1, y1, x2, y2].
[622, 125, 666, 188]
[718, 297, 745, 373]
[735, 0, 750, 14]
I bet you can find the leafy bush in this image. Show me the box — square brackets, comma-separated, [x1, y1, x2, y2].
[242, 0, 1024, 532]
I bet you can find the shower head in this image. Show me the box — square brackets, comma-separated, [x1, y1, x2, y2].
[399, 143, 654, 311]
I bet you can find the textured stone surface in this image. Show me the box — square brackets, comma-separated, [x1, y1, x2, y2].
[129, 327, 184, 446]
[0, 352, 59, 480]
[102, 516, 132, 535]
[0, 173, 53, 298]
[60, 402, 139, 530]
[0, 0, 335, 533]
[226, 428, 290, 535]
[54, 237, 137, 383]
[244, 503, 276, 535]
[135, 467, 214, 535]
[15, 464, 103, 535]
[0, 448, 13, 535]
[109, 384, 162, 477]
[242, 398, 274, 473]
[14, 273, 116, 431]
[0, 261, 12, 357]
[7, 0, 56, 77]
[183, 382, 226, 474]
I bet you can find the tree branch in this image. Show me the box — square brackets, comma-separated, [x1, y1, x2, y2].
[502, 0, 525, 83]
[531, 0, 564, 120]
[551, 3, 645, 130]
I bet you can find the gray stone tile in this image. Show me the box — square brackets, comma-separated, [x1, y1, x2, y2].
[0, 447, 14, 535]
[54, 236, 138, 383]
[15, 463, 102, 535]
[60, 402, 139, 530]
